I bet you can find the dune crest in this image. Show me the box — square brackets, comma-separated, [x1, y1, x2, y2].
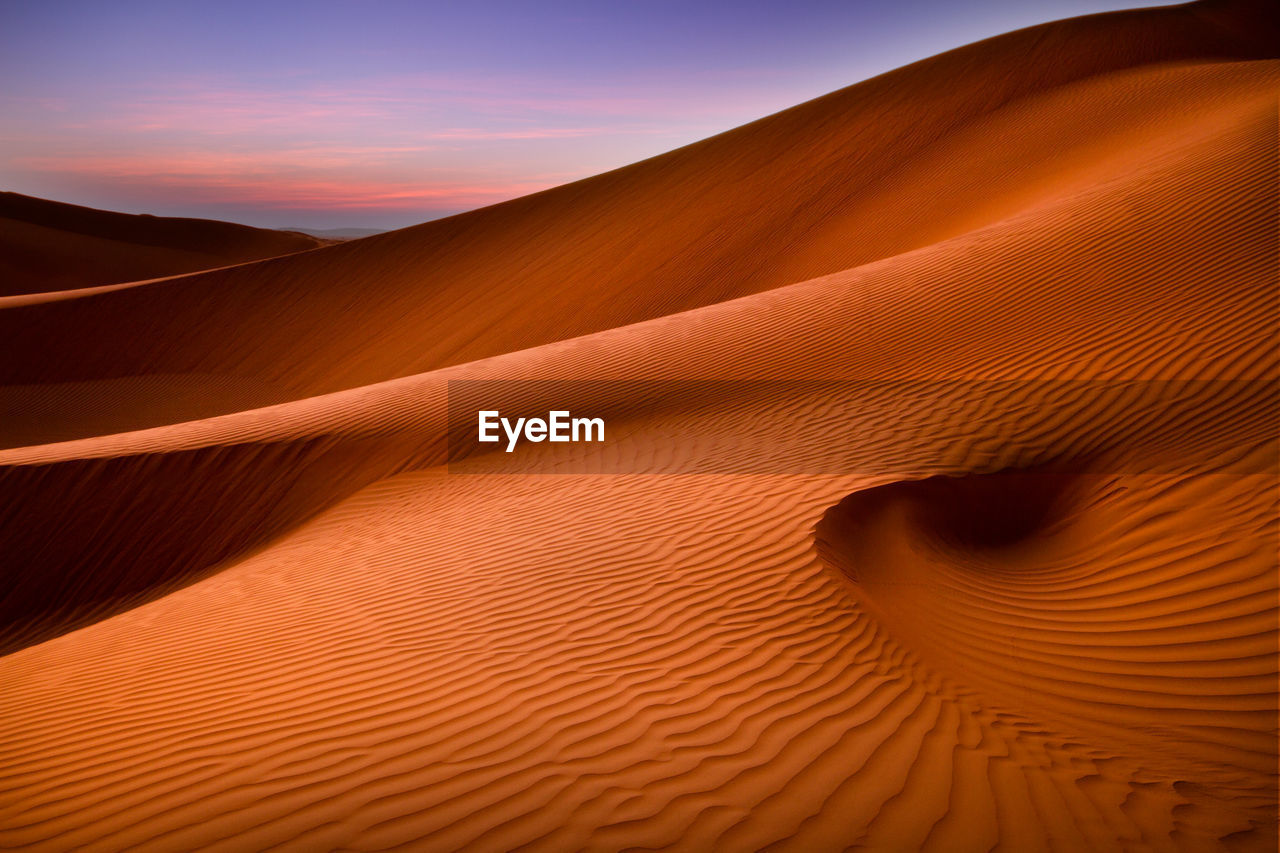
[0, 192, 324, 297]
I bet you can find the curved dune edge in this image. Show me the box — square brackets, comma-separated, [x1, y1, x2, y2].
[0, 192, 325, 297]
[1, 3, 1278, 851]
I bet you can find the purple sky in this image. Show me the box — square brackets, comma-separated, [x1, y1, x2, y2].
[1, 0, 1149, 230]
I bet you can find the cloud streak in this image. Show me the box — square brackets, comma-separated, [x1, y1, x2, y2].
[1, 68, 785, 225]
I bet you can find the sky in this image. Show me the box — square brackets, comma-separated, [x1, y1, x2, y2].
[1, 0, 1149, 231]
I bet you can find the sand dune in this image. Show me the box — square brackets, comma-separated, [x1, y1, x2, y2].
[0, 0, 1277, 850]
[2, 0, 1277, 447]
[0, 192, 324, 297]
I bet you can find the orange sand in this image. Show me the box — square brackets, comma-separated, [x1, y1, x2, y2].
[0, 1, 1277, 849]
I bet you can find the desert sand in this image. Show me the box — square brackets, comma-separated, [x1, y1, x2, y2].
[0, 192, 324, 297]
[0, 0, 1277, 850]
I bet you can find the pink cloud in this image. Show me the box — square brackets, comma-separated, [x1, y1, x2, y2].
[0, 67, 813, 223]
[12, 151, 571, 211]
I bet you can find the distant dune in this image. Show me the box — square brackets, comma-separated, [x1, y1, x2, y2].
[0, 1, 1277, 850]
[0, 192, 324, 296]
[279, 226, 387, 240]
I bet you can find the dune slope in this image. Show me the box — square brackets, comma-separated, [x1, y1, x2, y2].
[0, 192, 323, 297]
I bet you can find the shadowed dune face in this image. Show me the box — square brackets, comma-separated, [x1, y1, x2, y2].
[0, 193, 324, 297]
[0, 0, 1278, 850]
[819, 469, 1087, 559]
[0, 432, 423, 654]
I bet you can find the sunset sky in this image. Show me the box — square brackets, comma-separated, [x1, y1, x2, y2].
[2, 0, 1145, 230]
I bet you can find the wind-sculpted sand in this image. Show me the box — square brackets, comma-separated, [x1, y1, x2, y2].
[0, 1, 1276, 850]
